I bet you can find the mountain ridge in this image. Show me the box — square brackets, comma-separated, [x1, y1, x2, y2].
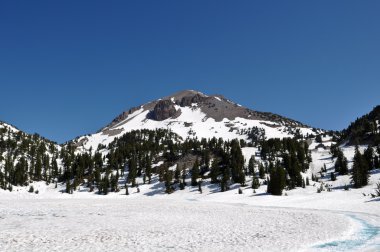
[71, 90, 319, 152]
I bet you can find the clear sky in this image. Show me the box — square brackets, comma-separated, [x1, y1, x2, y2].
[0, 1, 379, 143]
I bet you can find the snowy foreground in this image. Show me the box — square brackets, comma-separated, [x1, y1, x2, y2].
[0, 198, 359, 252]
[0, 190, 379, 252]
[1, 144, 380, 251]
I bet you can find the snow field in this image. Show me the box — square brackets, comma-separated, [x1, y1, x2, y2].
[0, 198, 348, 252]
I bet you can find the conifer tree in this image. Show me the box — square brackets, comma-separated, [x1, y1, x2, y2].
[210, 158, 219, 183]
[267, 163, 286, 196]
[128, 157, 137, 187]
[248, 156, 255, 176]
[164, 168, 173, 194]
[335, 148, 348, 175]
[259, 163, 265, 179]
[174, 165, 181, 183]
[351, 146, 369, 188]
[330, 172, 336, 181]
[230, 139, 245, 184]
[191, 158, 200, 186]
[364, 147, 374, 170]
[251, 177, 260, 189]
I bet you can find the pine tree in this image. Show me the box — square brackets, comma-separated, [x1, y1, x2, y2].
[267, 163, 286, 196]
[251, 177, 260, 189]
[230, 139, 245, 184]
[248, 156, 255, 176]
[145, 154, 152, 184]
[335, 148, 348, 175]
[364, 147, 374, 170]
[220, 166, 230, 192]
[174, 165, 181, 183]
[351, 146, 369, 188]
[181, 165, 187, 186]
[210, 158, 219, 183]
[191, 158, 200, 186]
[125, 183, 129, 195]
[259, 163, 265, 179]
[65, 179, 71, 194]
[128, 157, 137, 187]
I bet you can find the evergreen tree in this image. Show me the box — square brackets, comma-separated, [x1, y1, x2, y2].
[251, 177, 260, 189]
[220, 166, 230, 192]
[128, 157, 137, 187]
[248, 156, 255, 176]
[125, 183, 129, 195]
[267, 162, 286, 196]
[364, 147, 374, 170]
[230, 139, 245, 185]
[351, 146, 369, 188]
[164, 168, 173, 194]
[191, 158, 200, 186]
[174, 165, 181, 183]
[259, 163, 265, 179]
[145, 155, 152, 184]
[210, 158, 219, 183]
[334, 150, 348, 175]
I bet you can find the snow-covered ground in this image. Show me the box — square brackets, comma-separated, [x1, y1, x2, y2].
[0, 198, 350, 252]
[1, 138, 380, 251]
[76, 104, 316, 153]
[1, 167, 379, 252]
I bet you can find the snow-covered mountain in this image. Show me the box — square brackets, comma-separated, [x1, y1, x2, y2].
[340, 105, 380, 145]
[0, 121, 62, 190]
[72, 90, 320, 152]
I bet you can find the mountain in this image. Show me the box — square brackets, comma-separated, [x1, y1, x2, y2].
[71, 90, 319, 152]
[340, 105, 380, 146]
[0, 121, 62, 190]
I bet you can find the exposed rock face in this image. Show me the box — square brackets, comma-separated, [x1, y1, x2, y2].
[179, 94, 207, 107]
[100, 90, 308, 132]
[102, 106, 142, 131]
[149, 100, 180, 121]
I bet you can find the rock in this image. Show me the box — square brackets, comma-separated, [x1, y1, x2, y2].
[149, 100, 180, 121]
[179, 94, 207, 107]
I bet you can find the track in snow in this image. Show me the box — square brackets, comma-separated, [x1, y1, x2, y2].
[312, 213, 380, 252]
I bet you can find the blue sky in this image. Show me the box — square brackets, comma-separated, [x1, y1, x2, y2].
[0, 1, 379, 143]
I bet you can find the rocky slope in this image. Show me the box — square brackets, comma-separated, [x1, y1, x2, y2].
[72, 90, 320, 153]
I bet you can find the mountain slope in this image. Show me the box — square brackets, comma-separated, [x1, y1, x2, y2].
[0, 121, 62, 190]
[340, 105, 380, 145]
[72, 90, 319, 152]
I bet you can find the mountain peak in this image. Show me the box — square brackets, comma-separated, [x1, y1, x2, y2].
[100, 90, 310, 133]
[162, 90, 207, 101]
[70, 89, 318, 151]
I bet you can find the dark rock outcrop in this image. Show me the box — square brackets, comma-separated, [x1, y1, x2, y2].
[178, 94, 207, 107]
[148, 100, 180, 121]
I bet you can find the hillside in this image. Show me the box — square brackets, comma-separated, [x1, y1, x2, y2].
[340, 105, 380, 145]
[72, 90, 319, 153]
[0, 121, 62, 191]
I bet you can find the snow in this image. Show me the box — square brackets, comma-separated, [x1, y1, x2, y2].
[3, 115, 380, 250]
[214, 96, 221, 101]
[0, 197, 349, 252]
[77, 105, 316, 153]
[1, 142, 380, 252]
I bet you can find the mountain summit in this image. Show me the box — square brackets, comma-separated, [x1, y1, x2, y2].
[72, 90, 317, 151]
